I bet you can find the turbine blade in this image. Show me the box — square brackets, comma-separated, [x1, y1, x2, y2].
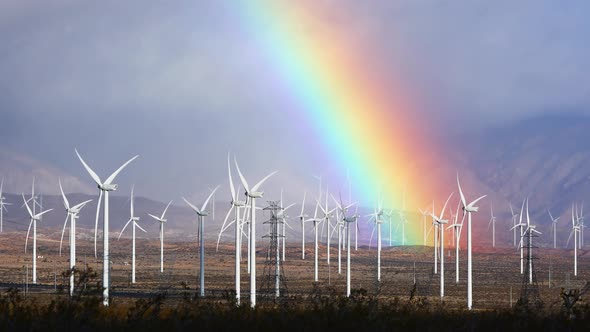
[439, 192, 454, 220]
[161, 200, 173, 219]
[136, 223, 147, 233]
[300, 191, 306, 216]
[71, 200, 92, 211]
[182, 197, 201, 214]
[252, 171, 278, 192]
[22, 193, 33, 217]
[59, 214, 70, 256]
[58, 178, 70, 210]
[25, 220, 33, 253]
[217, 205, 235, 252]
[148, 213, 162, 221]
[118, 218, 133, 240]
[456, 173, 467, 207]
[33, 208, 53, 220]
[104, 155, 139, 185]
[233, 158, 250, 192]
[469, 195, 487, 208]
[94, 190, 103, 258]
[200, 186, 219, 212]
[75, 149, 103, 186]
[227, 153, 236, 200]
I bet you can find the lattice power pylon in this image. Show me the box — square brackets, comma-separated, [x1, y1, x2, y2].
[518, 229, 542, 308]
[260, 201, 288, 300]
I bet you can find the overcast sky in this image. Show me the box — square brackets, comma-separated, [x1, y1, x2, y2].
[1, 0, 589, 201]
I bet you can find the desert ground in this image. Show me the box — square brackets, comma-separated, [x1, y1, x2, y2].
[0, 229, 587, 311]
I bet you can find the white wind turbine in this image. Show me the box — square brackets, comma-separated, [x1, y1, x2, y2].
[234, 158, 277, 308]
[510, 199, 526, 274]
[447, 200, 465, 284]
[457, 174, 486, 310]
[431, 193, 453, 300]
[148, 200, 173, 273]
[75, 149, 138, 306]
[0, 178, 12, 233]
[305, 200, 322, 282]
[332, 194, 355, 275]
[488, 202, 496, 248]
[298, 192, 308, 260]
[117, 186, 146, 284]
[547, 209, 560, 249]
[567, 204, 581, 276]
[184, 186, 219, 297]
[22, 193, 52, 285]
[419, 206, 430, 245]
[335, 193, 358, 297]
[317, 187, 337, 265]
[518, 199, 541, 284]
[367, 193, 385, 282]
[278, 190, 295, 262]
[510, 203, 519, 248]
[217, 154, 246, 304]
[58, 179, 92, 295]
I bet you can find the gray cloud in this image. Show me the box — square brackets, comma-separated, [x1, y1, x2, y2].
[0, 0, 589, 201]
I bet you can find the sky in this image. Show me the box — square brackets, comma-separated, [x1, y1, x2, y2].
[1, 0, 589, 203]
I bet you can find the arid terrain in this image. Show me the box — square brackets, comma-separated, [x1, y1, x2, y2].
[0, 229, 587, 311]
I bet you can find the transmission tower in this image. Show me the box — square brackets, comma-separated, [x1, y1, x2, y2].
[518, 229, 542, 308]
[260, 201, 288, 300]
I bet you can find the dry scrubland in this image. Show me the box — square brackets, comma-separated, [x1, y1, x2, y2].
[0, 232, 589, 330]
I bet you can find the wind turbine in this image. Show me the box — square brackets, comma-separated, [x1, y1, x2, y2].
[518, 199, 541, 284]
[184, 186, 219, 297]
[510, 199, 526, 275]
[22, 193, 52, 285]
[457, 174, 486, 310]
[419, 206, 430, 245]
[332, 194, 355, 275]
[148, 200, 173, 273]
[567, 204, 581, 276]
[117, 186, 146, 284]
[317, 187, 337, 265]
[298, 192, 308, 260]
[509, 203, 519, 248]
[367, 193, 385, 282]
[488, 202, 496, 248]
[217, 154, 246, 305]
[431, 193, 453, 300]
[447, 200, 465, 284]
[278, 190, 295, 262]
[335, 193, 357, 297]
[305, 200, 322, 282]
[75, 149, 138, 306]
[0, 178, 12, 233]
[234, 158, 277, 308]
[548, 209, 560, 249]
[58, 179, 92, 295]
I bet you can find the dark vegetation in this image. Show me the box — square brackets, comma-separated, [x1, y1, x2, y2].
[0, 268, 588, 331]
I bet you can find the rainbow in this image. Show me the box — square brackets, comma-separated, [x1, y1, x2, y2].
[237, 1, 449, 244]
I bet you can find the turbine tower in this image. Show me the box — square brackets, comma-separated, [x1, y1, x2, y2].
[568, 204, 581, 276]
[488, 202, 496, 248]
[447, 200, 465, 284]
[511, 200, 527, 275]
[367, 193, 385, 282]
[117, 186, 146, 284]
[298, 192, 308, 260]
[234, 158, 277, 308]
[75, 149, 138, 306]
[23, 193, 52, 285]
[218, 153, 246, 305]
[317, 187, 336, 265]
[58, 179, 92, 295]
[305, 200, 322, 282]
[457, 174, 486, 310]
[431, 193, 453, 300]
[148, 200, 173, 273]
[548, 209, 560, 249]
[183, 186, 219, 297]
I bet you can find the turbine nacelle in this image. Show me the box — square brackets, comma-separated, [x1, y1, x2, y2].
[99, 183, 118, 191]
[232, 200, 246, 207]
[247, 191, 263, 198]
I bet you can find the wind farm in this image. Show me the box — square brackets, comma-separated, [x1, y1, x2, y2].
[1, 0, 590, 330]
